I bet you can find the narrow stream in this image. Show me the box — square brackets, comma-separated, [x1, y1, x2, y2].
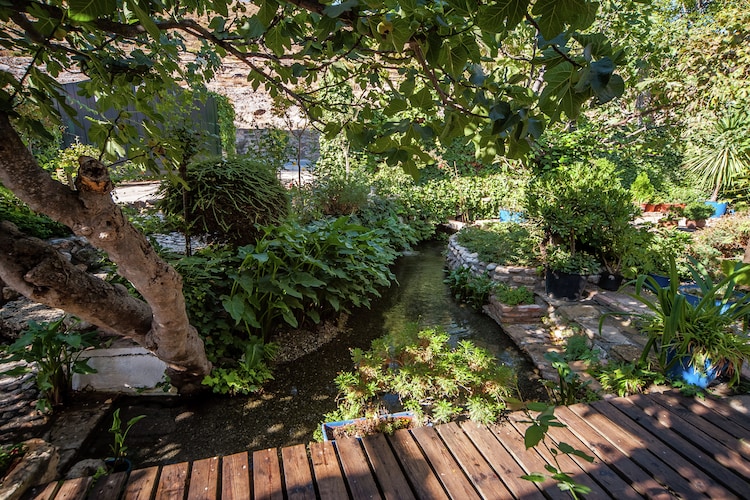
[79, 239, 541, 468]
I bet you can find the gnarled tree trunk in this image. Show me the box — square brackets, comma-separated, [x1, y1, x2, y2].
[0, 112, 210, 394]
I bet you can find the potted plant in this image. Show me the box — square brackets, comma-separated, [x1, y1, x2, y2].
[544, 245, 600, 300]
[615, 258, 750, 388]
[642, 227, 692, 289]
[486, 282, 544, 323]
[598, 225, 652, 291]
[105, 409, 145, 473]
[678, 202, 715, 229]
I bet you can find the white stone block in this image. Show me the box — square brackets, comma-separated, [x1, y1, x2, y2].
[72, 347, 169, 394]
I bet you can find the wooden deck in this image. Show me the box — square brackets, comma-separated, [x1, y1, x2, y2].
[27, 391, 750, 499]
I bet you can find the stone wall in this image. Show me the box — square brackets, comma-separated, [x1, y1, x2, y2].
[445, 233, 543, 288]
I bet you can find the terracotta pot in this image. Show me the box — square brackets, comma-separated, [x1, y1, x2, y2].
[686, 219, 706, 230]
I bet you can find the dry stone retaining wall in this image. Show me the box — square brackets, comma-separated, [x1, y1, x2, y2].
[445, 233, 542, 288]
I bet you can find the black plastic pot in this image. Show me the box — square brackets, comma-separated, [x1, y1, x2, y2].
[545, 269, 586, 300]
[598, 272, 624, 291]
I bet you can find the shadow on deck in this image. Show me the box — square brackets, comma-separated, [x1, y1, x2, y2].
[27, 390, 750, 499]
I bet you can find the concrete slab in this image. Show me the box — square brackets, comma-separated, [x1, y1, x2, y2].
[72, 347, 170, 394]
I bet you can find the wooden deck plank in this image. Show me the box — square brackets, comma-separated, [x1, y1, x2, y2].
[488, 421, 571, 500]
[693, 394, 750, 433]
[187, 456, 220, 500]
[252, 448, 283, 500]
[51, 476, 91, 500]
[649, 391, 750, 460]
[583, 399, 733, 499]
[334, 437, 381, 499]
[505, 417, 609, 498]
[564, 403, 695, 499]
[613, 395, 750, 497]
[88, 471, 128, 500]
[459, 421, 546, 500]
[628, 394, 750, 478]
[281, 444, 316, 500]
[154, 462, 188, 499]
[360, 433, 415, 500]
[387, 428, 449, 500]
[434, 422, 511, 499]
[536, 407, 643, 499]
[309, 440, 349, 500]
[409, 425, 479, 499]
[221, 452, 251, 500]
[663, 392, 750, 448]
[123, 466, 159, 500]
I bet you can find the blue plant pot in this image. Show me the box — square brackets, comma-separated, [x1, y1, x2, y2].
[705, 201, 728, 218]
[321, 411, 415, 441]
[678, 285, 746, 313]
[665, 349, 721, 388]
[645, 273, 670, 292]
[498, 210, 524, 222]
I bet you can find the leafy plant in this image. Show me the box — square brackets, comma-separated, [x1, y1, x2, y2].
[320, 326, 518, 432]
[108, 409, 145, 464]
[494, 283, 535, 306]
[520, 402, 594, 499]
[0, 186, 70, 239]
[223, 217, 397, 340]
[679, 201, 715, 221]
[201, 340, 277, 395]
[630, 171, 656, 204]
[542, 352, 597, 406]
[608, 258, 750, 387]
[455, 222, 542, 267]
[545, 245, 600, 275]
[444, 267, 498, 311]
[158, 156, 289, 247]
[684, 107, 750, 201]
[595, 361, 662, 397]
[0, 317, 98, 410]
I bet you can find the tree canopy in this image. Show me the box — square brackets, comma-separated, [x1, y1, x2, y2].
[2, 0, 627, 173]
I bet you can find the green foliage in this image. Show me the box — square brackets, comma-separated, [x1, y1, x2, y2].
[644, 227, 692, 277]
[201, 340, 277, 395]
[542, 351, 597, 406]
[0, 318, 98, 410]
[526, 158, 639, 267]
[544, 246, 600, 275]
[350, 196, 421, 253]
[0, 186, 70, 239]
[241, 128, 291, 169]
[0, 443, 25, 478]
[108, 409, 145, 461]
[612, 258, 750, 387]
[444, 267, 497, 311]
[223, 217, 397, 341]
[210, 91, 237, 155]
[158, 156, 289, 247]
[494, 283, 535, 306]
[630, 172, 656, 204]
[679, 202, 715, 221]
[322, 326, 518, 429]
[520, 402, 594, 499]
[595, 361, 662, 397]
[455, 223, 542, 267]
[691, 215, 750, 263]
[172, 246, 277, 395]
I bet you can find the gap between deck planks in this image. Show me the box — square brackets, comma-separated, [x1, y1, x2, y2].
[27, 391, 750, 500]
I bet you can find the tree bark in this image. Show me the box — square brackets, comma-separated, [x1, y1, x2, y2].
[0, 112, 210, 393]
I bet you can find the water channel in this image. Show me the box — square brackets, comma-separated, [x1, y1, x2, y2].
[79, 239, 541, 468]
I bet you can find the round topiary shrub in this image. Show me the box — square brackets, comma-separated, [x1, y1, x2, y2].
[159, 156, 289, 246]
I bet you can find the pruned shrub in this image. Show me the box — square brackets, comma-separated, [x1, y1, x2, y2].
[159, 156, 289, 246]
